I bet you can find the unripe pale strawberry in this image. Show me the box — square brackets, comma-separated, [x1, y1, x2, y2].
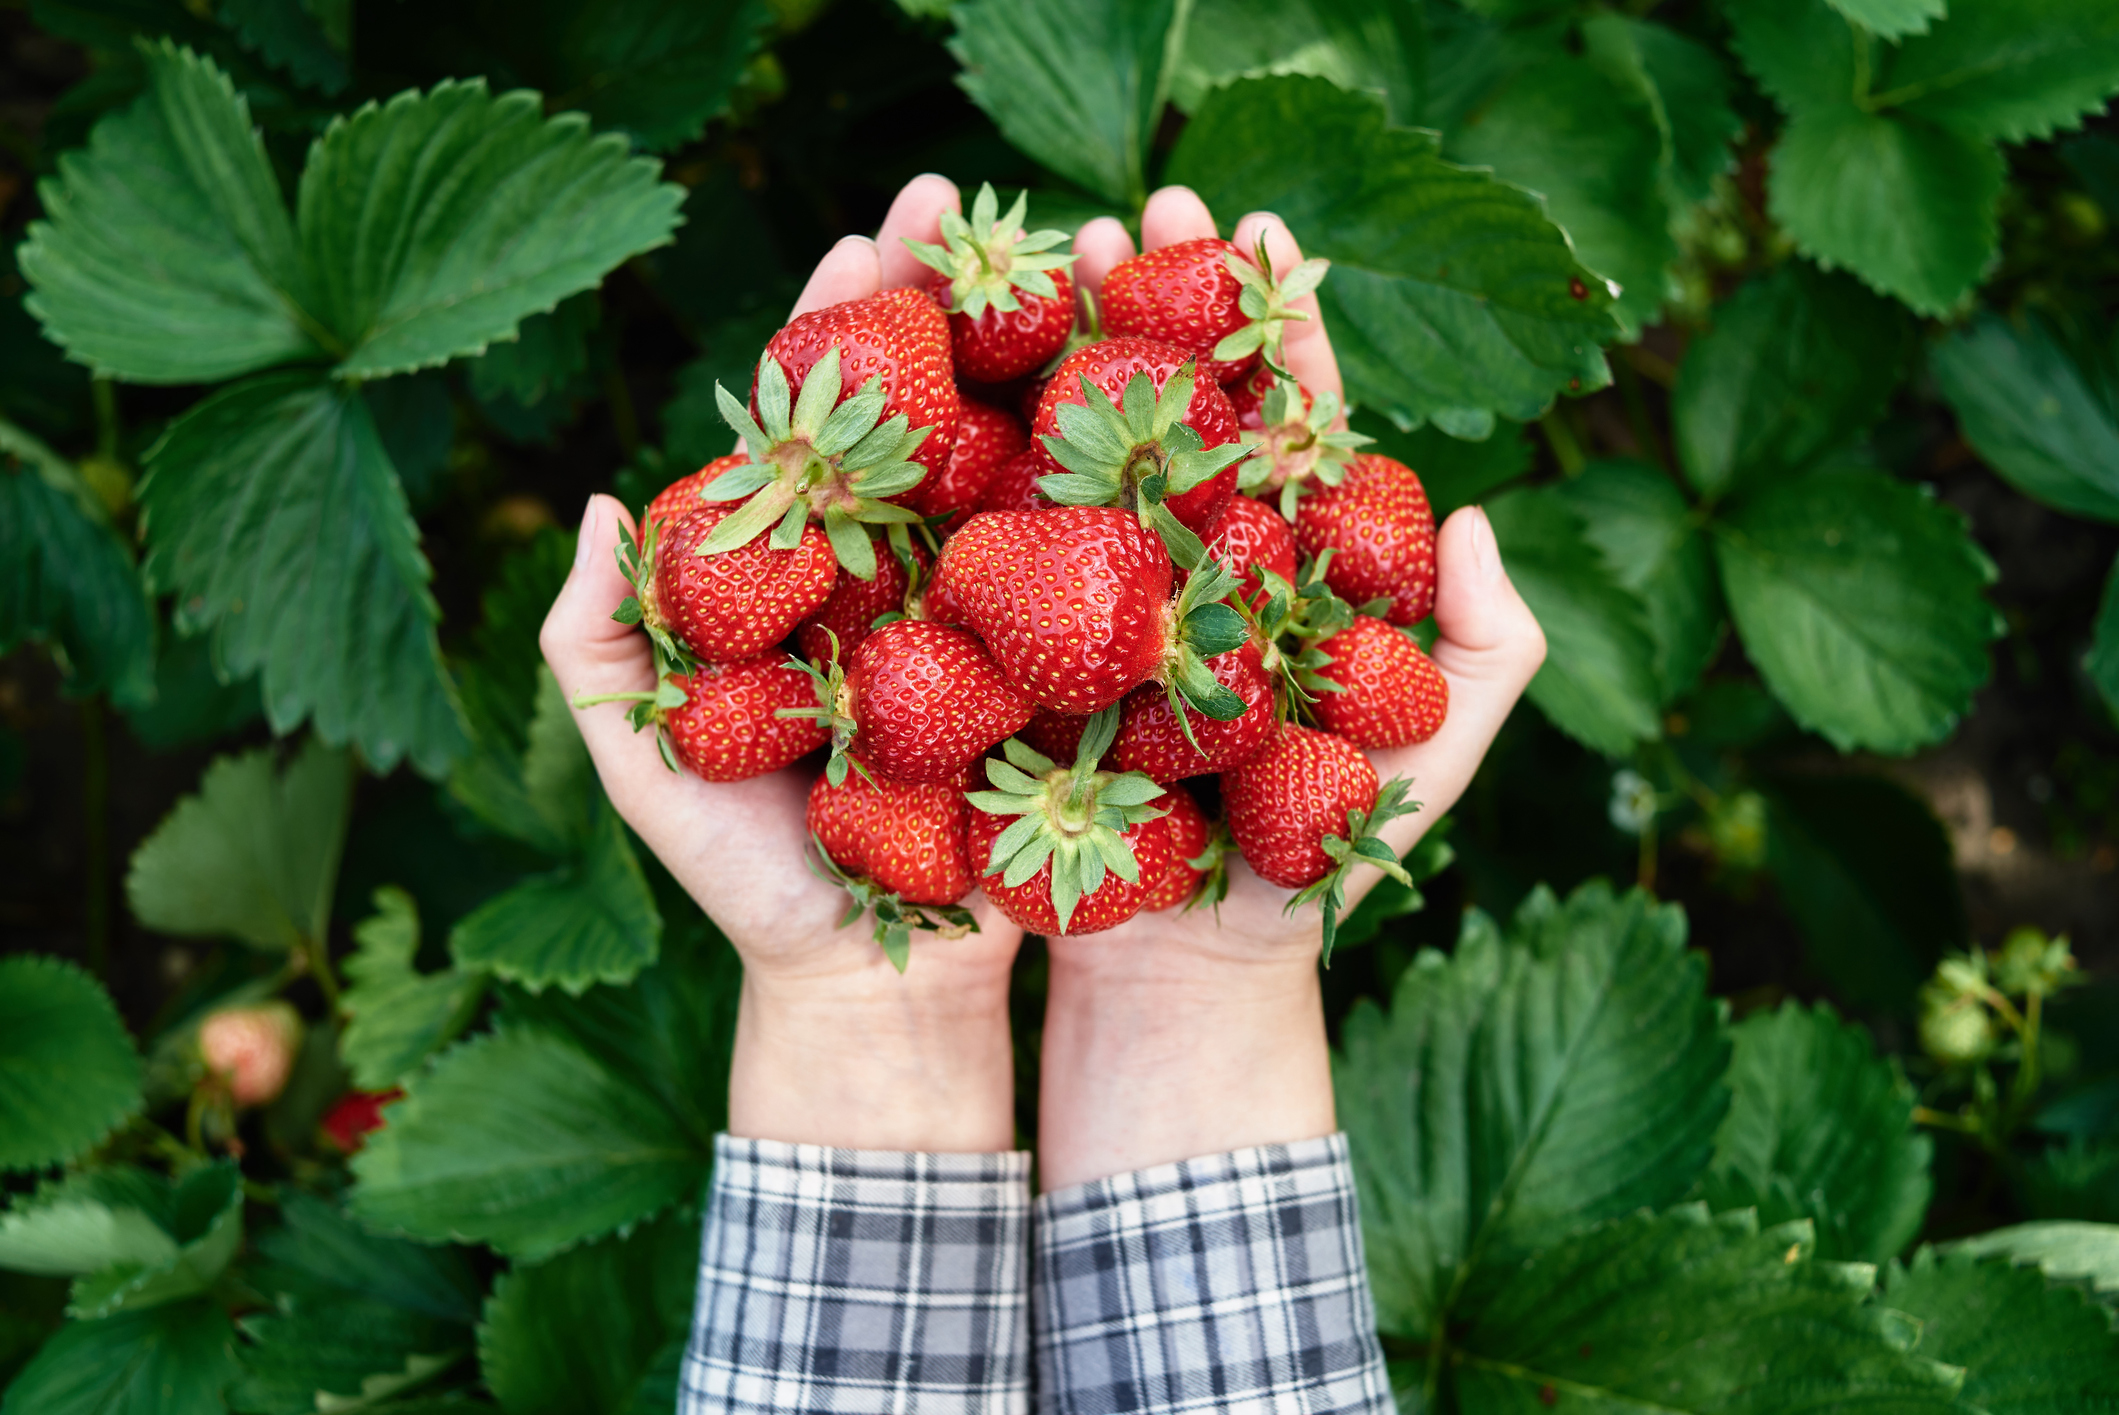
[199, 1002, 303, 1107]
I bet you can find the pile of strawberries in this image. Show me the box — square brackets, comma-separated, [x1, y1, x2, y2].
[589, 186, 1448, 964]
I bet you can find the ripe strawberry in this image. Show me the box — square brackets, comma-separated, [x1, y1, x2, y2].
[1100, 236, 1329, 384]
[908, 396, 1026, 525]
[787, 619, 1033, 786]
[1203, 494, 1297, 604]
[321, 1088, 401, 1154]
[759, 286, 959, 486]
[796, 543, 930, 665]
[967, 711, 1173, 935]
[1136, 784, 1213, 913]
[1235, 381, 1372, 520]
[1309, 617, 1449, 748]
[1222, 725, 1418, 959]
[595, 655, 827, 781]
[809, 767, 975, 906]
[977, 448, 1054, 515]
[1109, 636, 1277, 782]
[646, 452, 750, 529]
[1032, 338, 1247, 541]
[904, 184, 1080, 384]
[199, 1002, 303, 1107]
[1018, 708, 1087, 763]
[1225, 365, 1306, 432]
[1292, 453, 1438, 625]
[641, 502, 836, 663]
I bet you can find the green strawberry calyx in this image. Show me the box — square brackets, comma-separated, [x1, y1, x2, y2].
[1236, 382, 1371, 520]
[1148, 556, 1255, 748]
[1037, 361, 1253, 569]
[902, 183, 1078, 319]
[1182, 820, 1234, 917]
[967, 709, 1168, 935]
[809, 834, 979, 973]
[1291, 775, 1420, 965]
[1242, 553, 1359, 719]
[703, 347, 931, 580]
[776, 629, 872, 788]
[1216, 233, 1331, 378]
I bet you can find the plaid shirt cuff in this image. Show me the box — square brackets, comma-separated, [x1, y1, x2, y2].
[1033, 1134, 1393, 1415]
[680, 1135, 1034, 1415]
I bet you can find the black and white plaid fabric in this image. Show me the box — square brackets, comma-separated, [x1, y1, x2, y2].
[681, 1135, 1034, 1415]
[1033, 1135, 1393, 1415]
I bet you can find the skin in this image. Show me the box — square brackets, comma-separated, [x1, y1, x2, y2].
[542, 175, 1548, 1184]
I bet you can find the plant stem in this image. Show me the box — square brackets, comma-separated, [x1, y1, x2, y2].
[82, 697, 110, 979]
[1913, 1105, 1978, 1133]
[1538, 408, 1587, 475]
[91, 377, 120, 461]
[1614, 357, 1669, 473]
[303, 932, 343, 1017]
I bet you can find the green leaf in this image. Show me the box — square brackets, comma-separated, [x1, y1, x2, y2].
[350, 1023, 710, 1260]
[1171, 0, 1426, 126]
[1882, 0, 2119, 144]
[250, 1191, 482, 1325]
[1764, 773, 1966, 1008]
[1484, 487, 1663, 756]
[447, 802, 661, 994]
[515, 0, 771, 152]
[0, 1176, 175, 1278]
[1551, 460, 1720, 703]
[477, 1211, 696, 1415]
[1443, 1205, 1964, 1411]
[301, 81, 683, 378]
[1828, 0, 1946, 40]
[0, 418, 156, 708]
[1930, 311, 2119, 523]
[18, 41, 320, 384]
[341, 887, 488, 1091]
[1166, 76, 1616, 435]
[1886, 1247, 2119, 1411]
[1724, 0, 1861, 115]
[231, 1304, 467, 1414]
[453, 529, 580, 846]
[466, 293, 598, 408]
[1713, 466, 1999, 753]
[948, 0, 1186, 209]
[0, 1300, 240, 1415]
[0, 955, 143, 1172]
[1768, 103, 2004, 317]
[219, 0, 350, 94]
[1700, 1001, 1932, 1262]
[65, 1163, 243, 1319]
[1335, 882, 1728, 1341]
[2092, 559, 2119, 719]
[1612, 18, 1744, 206]
[1944, 1221, 2119, 1300]
[139, 370, 469, 776]
[1444, 51, 1674, 339]
[1671, 263, 1915, 501]
[122, 634, 264, 752]
[124, 736, 352, 952]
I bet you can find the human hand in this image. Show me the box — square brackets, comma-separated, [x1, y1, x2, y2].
[1038, 186, 1548, 1188]
[541, 175, 1023, 1153]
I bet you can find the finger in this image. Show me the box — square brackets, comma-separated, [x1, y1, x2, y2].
[1230, 210, 1343, 406]
[790, 234, 883, 319]
[876, 174, 962, 290]
[1140, 185, 1217, 250]
[1071, 216, 1136, 303]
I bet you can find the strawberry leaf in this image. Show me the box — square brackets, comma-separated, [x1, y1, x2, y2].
[340, 887, 488, 1092]
[1930, 311, 2119, 524]
[0, 1298, 239, 1415]
[0, 957, 142, 1173]
[1884, 1246, 2119, 1410]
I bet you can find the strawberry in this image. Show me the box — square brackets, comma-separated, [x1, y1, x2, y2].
[967, 709, 1173, 935]
[629, 501, 836, 664]
[578, 654, 828, 779]
[934, 507, 1255, 724]
[909, 396, 1026, 525]
[691, 290, 956, 579]
[808, 767, 979, 970]
[1236, 381, 1372, 521]
[1100, 235, 1330, 384]
[785, 619, 1033, 786]
[646, 452, 750, 529]
[1018, 708, 1087, 764]
[1136, 784, 1214, 913]
[321, 1088, 401, 1154]
[1292, 453, 1438, 625]
[796, 542, 930, 666]
[1032, 338, 1248, 546]
[1203, 493, 1297, 604]
[199, 1002, 303, 1107]
[1225, 365, 1304, 432]
[903, 184, 1080, 384]
[977, 448, 1054, 515]
[1108, 636, 1278, 782]
[1309, 616, 1449, 748]
[1221, 724, 1418, 959]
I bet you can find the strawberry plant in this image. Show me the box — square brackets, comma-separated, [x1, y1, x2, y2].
[4, 0, 2119, 1410]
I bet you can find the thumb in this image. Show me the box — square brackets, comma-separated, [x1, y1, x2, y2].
[541, 495, 659, 777]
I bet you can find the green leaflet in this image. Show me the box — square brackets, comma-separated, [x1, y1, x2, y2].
[1886, 1246, 2119, 1412]
[1334, 882, 1728, 1341]
[2093, 559, 2119, 718]
[1882, 0, 2119, 144]
[1605, 17, 1744, 208]
[0, 1164, 244, 1320]
[250, 1191, 483, 1324]
[1930, 312, 2119, 524]
[0, 1299, 240, 1415]
[219, 0, 350, 94]
[1166, 75, 1616, 437]
[1826, 0, 1946, 41]
[1712, 466, 2000, 755]
[1944, 1221, 2119, 1301]
[1700, 1001, 1933, 1262]
[341, 888, 488, 1091]
[1170, 0, 1425, 127]
[0, 956, 143, 1172]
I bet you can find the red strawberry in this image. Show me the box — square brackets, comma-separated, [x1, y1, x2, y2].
[758, 286, 959, 485]
[1108, 637, 1277, 782]
[796, 543, 929, 665]
[321, 1088, 401, 1154]
[1221, 724, 1418, 959]
[1203, 494, 1297, 604]
[1292, 453, 1438, 625]
[662, 656, 829, 780]
[649, 502, 836, 662]
[909, 396, 1026, 524]
[1136, 785, 1213, 913]
[1032, 338, 1246, 539]
[1310, 617, 1449, 748]
[647, 453, 750, 529]
[904, 184, 1080, 384]
[1235, 378, 1371, 520]
[808, 768, 974, 906]
[1100, 236, 1330, 384]
[1225, 365, 1308, 432]
[788, 619, 1033, 785]
[977, 448, 1054, 515]
[199, 1002, 303, 1107]
[1018, 708, 1087, 763]
[970, 804, 1173, 936]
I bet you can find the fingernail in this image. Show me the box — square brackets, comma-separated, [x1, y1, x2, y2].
[574, 497, 599, 569]
[836, 233, 877, 252]
[1471, 507, 1499, 580]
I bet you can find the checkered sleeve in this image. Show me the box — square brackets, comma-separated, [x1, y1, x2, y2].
[680, 1135, 1034, 1415]
[1032, 1134, 1393, 1415]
